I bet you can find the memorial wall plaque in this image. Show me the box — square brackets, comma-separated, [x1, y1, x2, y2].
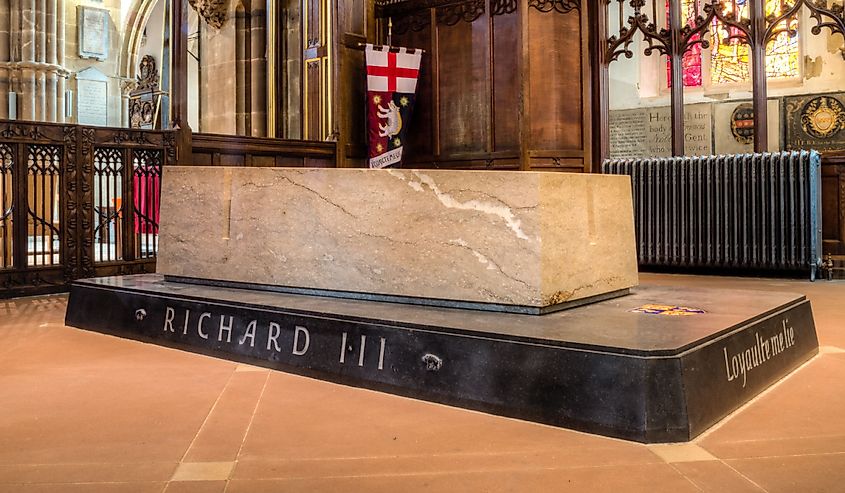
[78, 6, 110, 60]
[76, 67, 109, 127]
[609, 104, 712, 159]
[713, 100, 780, 155]
[785, 92, 845, 152]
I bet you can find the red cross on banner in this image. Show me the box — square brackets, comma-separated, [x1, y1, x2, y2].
[365, 44, 423, 169]
[366, 52, 420, 93]
[365, 45, 423, 95]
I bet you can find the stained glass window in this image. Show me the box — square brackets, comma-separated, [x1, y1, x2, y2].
[667, 0, 703, 87]
[710, 0, 799, 84]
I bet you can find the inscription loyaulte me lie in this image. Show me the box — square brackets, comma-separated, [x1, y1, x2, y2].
[723, 318, 797, 388]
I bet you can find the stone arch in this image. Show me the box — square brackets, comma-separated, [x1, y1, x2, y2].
[119, 0, 161, 80]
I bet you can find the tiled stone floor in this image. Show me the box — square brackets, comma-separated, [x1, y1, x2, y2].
[1, 273, 844, 492]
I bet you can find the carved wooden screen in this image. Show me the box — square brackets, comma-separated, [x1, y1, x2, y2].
[25, 145, 62, 267]
[0, 144, 14, 269]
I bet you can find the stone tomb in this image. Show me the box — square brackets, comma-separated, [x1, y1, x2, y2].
[156, 167, 639, 313]
[65, 168, 819, 442]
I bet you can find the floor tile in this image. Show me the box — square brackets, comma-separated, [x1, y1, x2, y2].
[0, 351, 233, 464]
[183, 371, 268, 462]
[0, 463, 177, 484]
[0, 483, 166, 493]
[699, 355, 845, 459]
[170, 462, 234, 482]
[238, 372, 653, 463]
[727, 453, 845, 493]
[1, 275, 844, 490]
[227, 463, 698, 493]
[671, 460, 764, 492]
[163, 481, 227, 493]
[234, 364, 268, 373]
[648, 443, 717, 463]
[232, 445, 662, 480]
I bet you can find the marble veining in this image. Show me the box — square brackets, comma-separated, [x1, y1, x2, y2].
[157, 167, 638, 309]
[390, 170, 534, 241]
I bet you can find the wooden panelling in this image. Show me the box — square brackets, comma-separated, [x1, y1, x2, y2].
[305, 59, 324, 140]
[306, 0, 322, 47]
[526, 8, 583, 151]
[347, 0, 366, 34]
[190, 132, 337, 168]
[382, 1, 590, 171]
[822, 153, 845, 255]
[491, 9, 519, 152]
[437, 13, 491, 155]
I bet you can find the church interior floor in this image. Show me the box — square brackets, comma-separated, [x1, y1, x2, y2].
[1, 273, 844, 493]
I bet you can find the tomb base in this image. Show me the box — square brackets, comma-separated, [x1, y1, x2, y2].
[65, 274, 819, 443]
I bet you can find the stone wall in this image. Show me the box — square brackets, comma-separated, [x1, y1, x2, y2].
[199, 0, 266, 136]
[0, 0, 69, 121]
[0, 0, 129, 125]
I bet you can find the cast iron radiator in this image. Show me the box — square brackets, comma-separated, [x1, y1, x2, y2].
[602, 151, 822, 279]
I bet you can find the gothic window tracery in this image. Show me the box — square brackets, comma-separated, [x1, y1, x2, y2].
[664, 0, 801, 87]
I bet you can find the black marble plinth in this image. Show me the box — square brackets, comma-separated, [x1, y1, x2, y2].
[65, 274, 819, 443]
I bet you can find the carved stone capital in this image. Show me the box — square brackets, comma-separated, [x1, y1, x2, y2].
[188, 0, 230, 29]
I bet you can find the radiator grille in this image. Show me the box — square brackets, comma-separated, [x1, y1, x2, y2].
[602, 151, 822, 279]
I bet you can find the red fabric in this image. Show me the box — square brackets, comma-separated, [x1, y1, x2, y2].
[367, 91, 390, 160]
[133, 170, 160, 234]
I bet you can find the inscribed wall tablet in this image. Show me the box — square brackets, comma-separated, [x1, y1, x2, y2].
[156, 168, 639, 311]
[785, 92, 845, 152]
[76, 67, 109, 127]
[609, 104, 712, 159]
[77, 6, 110, 60]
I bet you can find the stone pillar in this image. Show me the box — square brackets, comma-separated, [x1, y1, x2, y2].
[235, 3, 248, 135]
[20, 0, 36, 121]
[249, 1, 266, 137]
[44, 0, 56, 122]
[1, 0, 67, 122]
[56, 0, 64, 122]
[172, 0, 193, 164]
[0, 0, 10, 119]
[34, 0, 46, 121]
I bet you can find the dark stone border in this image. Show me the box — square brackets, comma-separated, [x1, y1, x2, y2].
[65, 277, 819, 443]
[164, 275, 630, 315]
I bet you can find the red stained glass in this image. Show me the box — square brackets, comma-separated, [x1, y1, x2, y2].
[667, 0, 703, 88]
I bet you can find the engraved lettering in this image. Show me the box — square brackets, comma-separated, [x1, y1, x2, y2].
[724, 347, 735, 382]
[197, 312, 211, 339]
[218, 315, 233, 343]
[339, 331, 348, 363]
[358, 335, 367, 367]
[239, 320, 256, 347]
[182, 309, 191, 335]
[164, 306, 175, 332]
[292, 326, 310, 356]
[267, 322, 282, 352]
[722, 319, 799, 388]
